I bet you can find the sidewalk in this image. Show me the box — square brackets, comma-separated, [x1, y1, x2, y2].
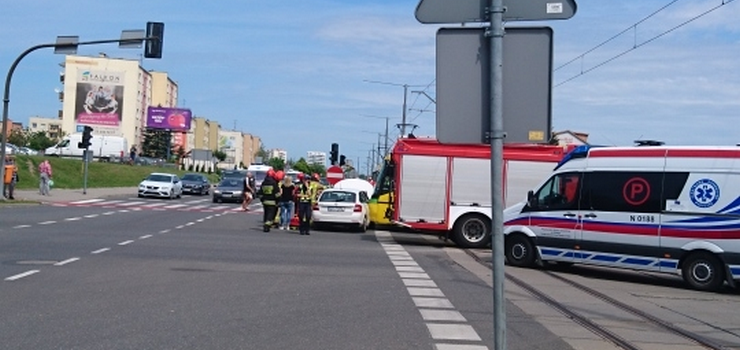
[8, 187, 138, 204]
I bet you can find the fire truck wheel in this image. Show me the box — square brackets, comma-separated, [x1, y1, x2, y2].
[453, 214, 491, 248]
[682, 252, 725, 292]
[505, 234, 536, 267]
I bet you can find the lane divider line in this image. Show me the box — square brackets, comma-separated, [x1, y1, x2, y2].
[38, 221, 56, 225]
[118, 240, 134, 246]
[139, 234, 153, 239]
[54, 257, 80, 266]
[13, 225, 31, 229]
[5, 270, 40, 281]
[91, 248, 110, 254]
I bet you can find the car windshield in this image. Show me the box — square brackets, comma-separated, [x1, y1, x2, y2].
[146, 174, 172, 183]
[181, 174, 201, 181]
[219, 178, 242, 188]
[319, 191, 356, 203]
[254, 171, 268, 182]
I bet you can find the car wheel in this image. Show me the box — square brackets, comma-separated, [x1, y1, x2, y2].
[505, 233, 536, 267]
[212, 197, 218, 203]
[169, 190, 174, 200]
[682, 252, 725, 292]
[452, 214, 491, 248]
[138, 194, 143, 198]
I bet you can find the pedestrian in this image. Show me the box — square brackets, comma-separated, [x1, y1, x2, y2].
[296, 174, 314, 235]
[278, 175, 295, 230]
[258, 169, 280, 232]
[3, 156, 18, 200]
[310, 173, 325, 203]
[38, 159, 53, 196]
[241, 171, 256, 211]
[129, 146, 137, 165]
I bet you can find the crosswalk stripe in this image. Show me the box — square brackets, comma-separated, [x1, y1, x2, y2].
[164, 204, 187, 209]
[70, 199, 105, 204]
[210, 205, 230, 210]
[141, 203, 167, 208]
[190, 205, 209, 210]
[97, 200, 123, 205]
[118, 201, 146, 207]
[185, 199, 209, 204]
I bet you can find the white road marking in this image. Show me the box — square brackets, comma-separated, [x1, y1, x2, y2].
[159, 229, 170, 234]
[139, 234, 153, 239]
[185, 199, 209, 204]
[185, 222, 195, 226]
[396, 266, 426, 272]
[407, 287, 445, 297]
[13, 225, 31, 229]
[426, 324, 482, 341]
[175, 225, 185, 229]
[205, 216, 213, 220]
[390, 256, 415, 261]
[141, 203, 167, 208]
[38, 221, 56, 225]
[419, 309, 466, 322]
[118, 209, 130, 213]
[54, 257, 80, 266]
[392, 260, 419, 266]
[196, 219, 205, 222]
[118, 201, 145, 207]
[435, 344, 489, 350]
[83, 214, 99, 218]
[413, 297, 455, 309]
[102, 211, 116, 215]
[398, 272, 431, 279]
[132, 208, 142, 211]
[91, 248, 110, 254]
[403, 279, 437, 287]
[65, 217, 82, 221]
[98, 200, 123, 205]
[118, 240, 134, 246]
[189, 205, 209, 210]
[5, 270, 40, 281]
[210, 205, 230, 210]
[214, 214, 222, 217]
[164, 204, 187, 209]
[70, 199, 105, 204]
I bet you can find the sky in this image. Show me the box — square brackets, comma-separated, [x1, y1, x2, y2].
[2, 0, 739, 172]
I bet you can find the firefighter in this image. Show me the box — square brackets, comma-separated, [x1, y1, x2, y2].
[258, 169, 280, 232]
[273, 170, 285, 227]
[296, 174, 314, 235]
[310, 173, 324, 203]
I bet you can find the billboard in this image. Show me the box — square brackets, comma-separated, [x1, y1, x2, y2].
[146, 107, 192, 131]
[75, 70, 124, 127]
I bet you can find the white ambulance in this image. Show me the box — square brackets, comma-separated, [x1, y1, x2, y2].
[503, 145, 740, 292]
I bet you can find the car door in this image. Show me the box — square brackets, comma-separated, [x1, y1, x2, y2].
[521, 172, 583, 263]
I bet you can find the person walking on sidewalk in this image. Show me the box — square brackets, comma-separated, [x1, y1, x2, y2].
[3, 156, 18, 200]
[277, 175, 295, 230]
[39, 159, 53, 196]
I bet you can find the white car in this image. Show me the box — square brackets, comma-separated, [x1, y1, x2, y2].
[138, 172, 183, 199]
[312, 188, 370, 232]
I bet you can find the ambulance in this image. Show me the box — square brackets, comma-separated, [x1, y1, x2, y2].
[503, 145, 740, 291]
[369, 138, 572, 248]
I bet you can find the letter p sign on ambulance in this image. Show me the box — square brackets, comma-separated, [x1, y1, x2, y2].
[623, 177, 650, 206]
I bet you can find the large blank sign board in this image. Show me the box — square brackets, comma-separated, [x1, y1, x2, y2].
[436, 27, 553, 144]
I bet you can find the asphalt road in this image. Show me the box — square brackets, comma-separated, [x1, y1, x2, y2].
[0, 201, 573, 350]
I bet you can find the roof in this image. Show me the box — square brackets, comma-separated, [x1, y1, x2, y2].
[393, 138, 573, 163]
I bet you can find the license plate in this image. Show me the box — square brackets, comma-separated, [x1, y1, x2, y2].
[327, 207, 344, 212]
[222, 194, 232, 197]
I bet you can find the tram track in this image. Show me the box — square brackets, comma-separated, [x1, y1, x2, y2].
[463, 249, 730, 350]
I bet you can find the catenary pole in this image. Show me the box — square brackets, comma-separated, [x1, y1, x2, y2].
[490, 0, 506, 349]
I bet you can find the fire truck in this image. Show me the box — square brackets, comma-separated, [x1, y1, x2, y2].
[368, 138, 572, 248]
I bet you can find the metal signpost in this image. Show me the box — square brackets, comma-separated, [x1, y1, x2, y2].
[415, 1, 576, 349]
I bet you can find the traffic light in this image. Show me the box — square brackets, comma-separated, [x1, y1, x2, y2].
[144, 22, 165, 59]
[78, 126, 93, 149]
[339, 155, 346, 166]
[330, 143, 339, 165]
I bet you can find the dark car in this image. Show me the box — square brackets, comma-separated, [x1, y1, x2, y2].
[212, 177, 245, 203]
[221, 169, 247, 180]
[181, 173, 211, 195]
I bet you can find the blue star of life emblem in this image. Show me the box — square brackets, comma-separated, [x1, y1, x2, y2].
[690, 179, 720, 208]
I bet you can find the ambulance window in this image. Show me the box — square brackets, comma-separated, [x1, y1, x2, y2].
[580, 171, 663, 213]
[531, 172, 580, 210]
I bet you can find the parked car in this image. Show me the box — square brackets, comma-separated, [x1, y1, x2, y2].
[138, 172, 183, 199]
[18, 147, 37, 155]
[312, 188, 370, 232]
[181, 173, 210, 195]
[212, 177, 244, 203]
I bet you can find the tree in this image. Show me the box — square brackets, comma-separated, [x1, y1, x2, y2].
[8, 129, 27, 147]
[212, 149, 227, 162]
[266, 157, 285, 171]
[27, 131, 56, 151]
[291, 158, 311, 174]
[142, 128, 171, 159]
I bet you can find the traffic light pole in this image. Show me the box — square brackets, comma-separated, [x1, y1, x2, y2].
[0, 35, 160, 200]
[83, 149, 90, 195]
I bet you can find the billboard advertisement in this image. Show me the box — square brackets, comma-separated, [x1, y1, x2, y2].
[146, 107, 192, 131]
[75, 70, 124, 127]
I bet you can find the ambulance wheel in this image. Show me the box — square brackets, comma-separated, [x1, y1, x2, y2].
[453, 214, 491, 248]
[505, 234, 536, 267]
[682, 252, 725, 292]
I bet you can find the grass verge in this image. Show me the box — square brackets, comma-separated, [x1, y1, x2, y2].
[12, 155, 220, 190]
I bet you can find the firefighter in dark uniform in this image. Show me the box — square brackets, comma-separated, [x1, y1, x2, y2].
[297, 174, 314, 235]
[259, 169, 280, 232]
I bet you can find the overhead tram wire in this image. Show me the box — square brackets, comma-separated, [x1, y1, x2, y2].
[554, 0, 736, 87]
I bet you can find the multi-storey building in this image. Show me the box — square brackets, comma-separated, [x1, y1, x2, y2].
[189, 117, 220, 151]
[28, 116, 63, 139]
[307, 151, 327, 167]
[149, 71, 182, 149]
[217, 130, 243, 169]
[269, 148, 287, 162]
[242, 133, 261, 166]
